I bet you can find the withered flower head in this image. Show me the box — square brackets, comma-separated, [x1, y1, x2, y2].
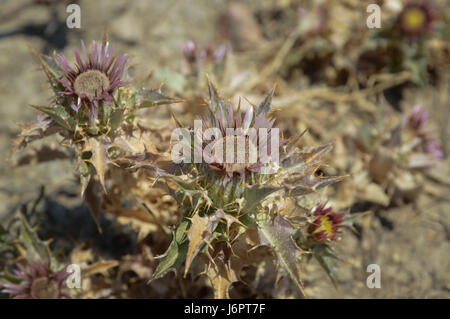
[198, 100, 277, 179]
[55, 40, 128, 118]
[1, 259, 70, 299]
[309, 204, 346, 242]
[407, 105, 444, 159]
[397, 0, 436, 38]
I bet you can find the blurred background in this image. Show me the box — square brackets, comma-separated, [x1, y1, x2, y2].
[0, 0, 449, 298]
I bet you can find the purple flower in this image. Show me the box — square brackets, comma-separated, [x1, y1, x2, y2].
[408, 104, 429, 131]
[55, 40, 128, 118]
[1, 259, 71, 299]
[397, 0, 436, 39]
[309, 204, 346, 242]
[182, 40, 197, 64]
[199, 101, 277, 179]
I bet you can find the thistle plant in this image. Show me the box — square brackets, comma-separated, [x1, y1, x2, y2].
[141, 81, 347, 298]
[0, 214, 71, 299]
[1, 258, 70, 299]
[12, 36, 181, 228]
[369, 0, 439, 84]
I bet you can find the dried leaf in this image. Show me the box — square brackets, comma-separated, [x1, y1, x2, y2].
[12, 114, 61, 153]
[86, 138, 109, 193]
[184, 213, 220, 276]
[84, 260, 119, 276]
[83, 178, 104, 234]
[206, 252, 237, 299]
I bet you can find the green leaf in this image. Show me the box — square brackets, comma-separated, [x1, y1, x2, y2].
[30, 104, 75, 132]
[151, 219, 190, 281]
[258, 215, 306, 297]
[29, 48, 62, 89]
[109, 108, 124, 131]
[137, 88, 183, 109]
[19, 213, 49, 262]
[311, 243, 340, 288]
[241, 184, 280, 214]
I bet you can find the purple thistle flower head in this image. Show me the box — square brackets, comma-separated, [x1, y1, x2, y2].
[199, 100, 277, 179]
[408, 104, 429, 131]
[1, 258, 71, 299]
[309, 204, 346, 242]
[55, 40, 128, 118]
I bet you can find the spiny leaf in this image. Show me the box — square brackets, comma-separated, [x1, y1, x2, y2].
[11, 114, 61, 153]
[30, 104, 75, 132]
[311, 243, 340, 289]
[84, 260, 119, 276]
[282, 143, 333, 173]
[19, 213, 49, 263]
[83, 178, 103, 234]
[79, 160, 92, 196]
[151, 220, 190, 281]
[29, 47, 61, 85]
[137, 88, 184, 109]
[184, 213, 220, 276]
[258, 215, 306, 297]
[85, 138, 109, 193]
[108, 108, 125, 131]
[241, 184, 280, 214]
[286, 174, 346, 196]
[256, 85, 275, 115]
[215, 209, 244, 233]
[206, 253, 237, 299]
[206, 77, 225, 113]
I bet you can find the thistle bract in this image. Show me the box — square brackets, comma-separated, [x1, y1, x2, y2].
[309, 204, 346, 242]
[2, 259, 70, 299]
[56, 40, 128, 118]
[195, 94, 277, 179]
